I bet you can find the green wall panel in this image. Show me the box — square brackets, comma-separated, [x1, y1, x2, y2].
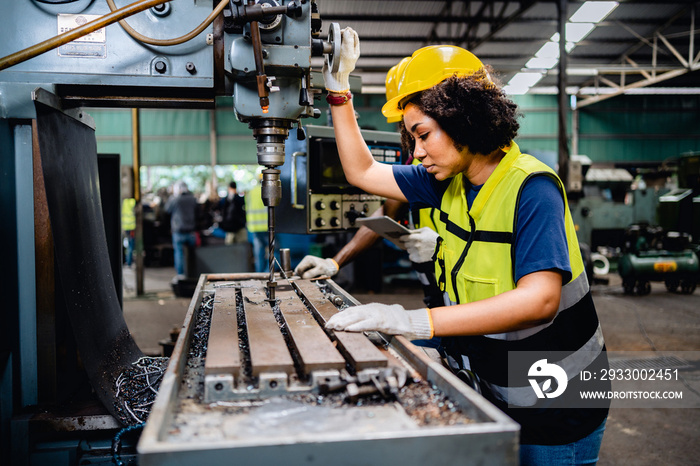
[517, 139, 559, 153]
[217, 137, 258, 164]
[140, 109, 210, 136]
[512, 94, 559, 109]
[88, 93, 700, 168]
[577, 95, 700, 163]
[98, 140, 131, 164]
[140, 139, 210, 165]
[89, 108, 131, 136]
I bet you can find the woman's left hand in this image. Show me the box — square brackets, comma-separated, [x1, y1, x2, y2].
[325, 303, 433, 341]
[400, 227, 439, 263]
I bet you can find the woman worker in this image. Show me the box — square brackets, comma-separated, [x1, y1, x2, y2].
[323, 28, 610, 465]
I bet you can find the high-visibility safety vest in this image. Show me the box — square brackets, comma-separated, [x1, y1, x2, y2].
[434, 142, 606, 410]
[121, 198, 136, 231]
[245, 184, 268, 233]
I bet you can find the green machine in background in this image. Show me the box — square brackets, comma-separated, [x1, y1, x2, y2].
[618, 152, 700, 295]
[618, 224, 698, 295]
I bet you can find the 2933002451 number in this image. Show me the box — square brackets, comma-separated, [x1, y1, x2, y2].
[598, 368, 678, 381]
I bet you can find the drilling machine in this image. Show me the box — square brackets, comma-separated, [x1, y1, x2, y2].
[0, 0, 342, 455]
[225, 0, 341, 300]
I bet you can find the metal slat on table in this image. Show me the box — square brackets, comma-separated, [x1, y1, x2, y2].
[293, 280, 388, 370]
[204, 287, 241, 377]
[275, 282, 346, 374]
[241, 282, 295, 376]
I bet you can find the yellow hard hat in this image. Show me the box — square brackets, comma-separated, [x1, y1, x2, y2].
[386, 46, 441, 102]
[385, 57, 411, 123]
[385, 57, 411, 101]
[382, 45, 486, 119]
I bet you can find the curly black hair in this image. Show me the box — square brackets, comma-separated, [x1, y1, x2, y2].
[399, 121, 414, 157]
[407, 68, 521, 156]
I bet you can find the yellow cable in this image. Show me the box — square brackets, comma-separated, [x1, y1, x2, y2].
[0, 0, 172, 71]
[106, 0, 229, 47]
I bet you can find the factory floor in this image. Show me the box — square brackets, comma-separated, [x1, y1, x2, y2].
[122, 265, 700, 466]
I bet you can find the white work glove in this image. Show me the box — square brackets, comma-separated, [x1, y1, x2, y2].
[325, 303, 433, 341]
[294, 256, 339, 279]
[399, 227, 439, 263]
[322, 27, 360, 93]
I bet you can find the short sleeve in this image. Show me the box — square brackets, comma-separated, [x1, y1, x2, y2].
[514, 175, 572, 284]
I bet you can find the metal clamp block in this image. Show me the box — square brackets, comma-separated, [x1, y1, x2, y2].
[204, 374, 235, 403]
[310, 370, 341, 390]
[258, 372, 289, 396]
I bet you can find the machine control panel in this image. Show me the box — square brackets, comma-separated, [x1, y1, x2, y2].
[278, 125, 403, 234]
[308, 193, 383, 232]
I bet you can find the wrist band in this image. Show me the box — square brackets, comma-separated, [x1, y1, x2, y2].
[326, 91, 352, 105]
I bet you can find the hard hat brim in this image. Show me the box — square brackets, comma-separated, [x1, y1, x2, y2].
[382, 94, 408, 119]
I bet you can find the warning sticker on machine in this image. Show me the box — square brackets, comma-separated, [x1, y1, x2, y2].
[57, 14, 106, 58]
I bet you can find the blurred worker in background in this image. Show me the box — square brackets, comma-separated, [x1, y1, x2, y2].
[165, 180, 197, 281]
[220, 181, 247, 244]
[321, 29, 610, 465]
[245, 175, 269, 273]
[121, 197, 136, 267]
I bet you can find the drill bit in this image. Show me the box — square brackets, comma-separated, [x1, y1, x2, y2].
[260, 168, 281, 303]
[267, 205, 276, 301]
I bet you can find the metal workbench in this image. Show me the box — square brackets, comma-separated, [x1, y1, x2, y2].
[138, 273, 519, 465]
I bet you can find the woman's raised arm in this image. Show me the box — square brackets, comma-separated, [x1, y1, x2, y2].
[324, 28, 407, 202]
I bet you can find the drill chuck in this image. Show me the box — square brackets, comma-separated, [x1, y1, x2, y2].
[251, 119, 291, 167]
[261, 168, 281, 207]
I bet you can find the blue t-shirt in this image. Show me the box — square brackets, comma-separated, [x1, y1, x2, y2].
[393, 164, 571, 284]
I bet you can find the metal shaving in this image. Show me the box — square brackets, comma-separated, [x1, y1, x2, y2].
[113, 356, 169, 426]
[190, 293, 215, 358]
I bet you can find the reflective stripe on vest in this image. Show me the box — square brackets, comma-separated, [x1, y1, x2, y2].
[481, 324, 605, 406]
[432, 142, 603, 406]
[245, 185, 268, 233]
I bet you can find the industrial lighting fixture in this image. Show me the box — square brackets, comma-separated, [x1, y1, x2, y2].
[505, 71, 545, 94]
[565, 22, 596, 43]
[569, 1, 618, 23]
[535, 41, 561, 59]
[526, 57, 559, 70]
[505, 1, 619, 95]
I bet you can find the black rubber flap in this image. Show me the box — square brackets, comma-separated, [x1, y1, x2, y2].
[34, 99, 144, 423]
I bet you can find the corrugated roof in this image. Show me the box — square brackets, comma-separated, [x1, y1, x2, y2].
[313, 0, 700, 99]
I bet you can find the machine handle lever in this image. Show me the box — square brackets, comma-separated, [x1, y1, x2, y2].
[291, 151, 306, 209]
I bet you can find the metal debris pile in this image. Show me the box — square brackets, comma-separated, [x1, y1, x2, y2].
[113, 356, 169, 425]
[190, 293, 215, 358]
[279, 377, 472, 427]
[399, 381, 468, 426]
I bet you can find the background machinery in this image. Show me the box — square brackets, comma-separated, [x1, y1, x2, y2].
[617, 153, 700, 295]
